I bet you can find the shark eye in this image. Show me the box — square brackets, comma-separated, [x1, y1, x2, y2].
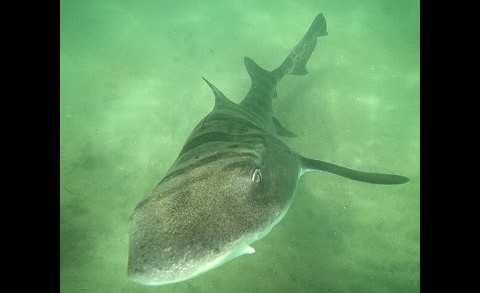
[252, 169, 263, 183]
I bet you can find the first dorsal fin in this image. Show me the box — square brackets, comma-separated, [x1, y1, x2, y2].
[202, 77, 232, 109]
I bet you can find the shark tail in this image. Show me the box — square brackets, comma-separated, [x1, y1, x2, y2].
[272, 13, 327, 80]
[240, 13, 327, 131]
[300, 156, 409, 185]
[243, 13, 327, 88]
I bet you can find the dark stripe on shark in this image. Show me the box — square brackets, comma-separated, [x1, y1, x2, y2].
[221, 160, 253, 173]
[179, 130, 266, 157]
[160, 150, 259, 184]
[201, 112, 267, 133]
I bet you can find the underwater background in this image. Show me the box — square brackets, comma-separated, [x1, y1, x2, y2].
[60, 0, 419, 292]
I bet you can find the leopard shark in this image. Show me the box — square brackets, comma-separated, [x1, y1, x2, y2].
[128, 13, 409, 286]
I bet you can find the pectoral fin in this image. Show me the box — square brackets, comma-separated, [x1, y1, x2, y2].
[300, 156, 409, 185]
[273, 117, 298, 138]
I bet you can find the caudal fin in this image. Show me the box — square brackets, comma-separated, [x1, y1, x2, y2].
[273, 13, 328, 80]
[306, 13, 328, 38]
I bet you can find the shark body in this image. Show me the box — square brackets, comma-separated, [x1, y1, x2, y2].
[128, 13, 408, 286]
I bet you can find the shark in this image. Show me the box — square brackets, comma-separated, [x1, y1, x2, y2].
[127, 13, 409, 286]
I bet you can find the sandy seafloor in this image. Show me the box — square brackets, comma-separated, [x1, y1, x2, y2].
[60, 0, 419, 292]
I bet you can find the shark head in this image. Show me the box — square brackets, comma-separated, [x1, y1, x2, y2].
[127, 142, 301, 285]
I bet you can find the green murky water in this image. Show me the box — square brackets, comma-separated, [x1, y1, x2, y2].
[61, 0, 419, 292]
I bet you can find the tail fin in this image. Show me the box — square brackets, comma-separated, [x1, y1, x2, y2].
[273, 13, 328, 80]
[306, 13, 328, 38]
[240, 14, 327, 123]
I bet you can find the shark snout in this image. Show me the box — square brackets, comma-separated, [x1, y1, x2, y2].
[128, 267, 163, 286]
[127, 254, 183, 286]
[127, 235, 206, 286]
